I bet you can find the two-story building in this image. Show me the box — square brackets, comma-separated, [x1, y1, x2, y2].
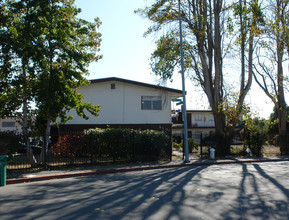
[172, 110, 215, 143]
[59, 77, 183, 134]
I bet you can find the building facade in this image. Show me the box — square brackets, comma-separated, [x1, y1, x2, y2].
[59, 77, 182, 133]
[172, 110, 215, 143]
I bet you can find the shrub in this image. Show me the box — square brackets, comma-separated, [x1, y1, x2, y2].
[172, 141, 182, 151]
[0, 131, 21, 156]
[83, 128, 132, 161]
[134, 130, 171, 161]
[53, 128, 171, 162]
[53, 134, 85, 157]
[188, 138, 199, 152]
[172, 135, 182, 144]
[243, 131, 266, 157]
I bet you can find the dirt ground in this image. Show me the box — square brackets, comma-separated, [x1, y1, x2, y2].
[260, 145, 281, 157]
[173, 145, 282, 159]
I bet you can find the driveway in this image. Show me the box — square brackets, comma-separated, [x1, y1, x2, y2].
[1, 161, 289, 219]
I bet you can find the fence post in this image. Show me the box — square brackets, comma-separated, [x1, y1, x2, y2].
[182, 132, 185, 160]
[132, 131, 136, 162]
[248, 131, 251, 151]
[43, 135, 48, 169]
[169, 130, 172, 161]
[90, 132, 93, 164]
[257, 132, 261, 157]
[200, 133, 203, 160]
[285, 132, 289, 154]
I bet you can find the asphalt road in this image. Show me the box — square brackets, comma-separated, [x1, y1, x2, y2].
[1, 161, 289, 220]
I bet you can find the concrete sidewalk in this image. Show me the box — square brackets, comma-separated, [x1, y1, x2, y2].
[6, 152, 289, 185]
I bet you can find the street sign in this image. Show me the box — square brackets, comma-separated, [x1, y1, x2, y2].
[172, 98, 182, 102]
[176, 101, 183, 106]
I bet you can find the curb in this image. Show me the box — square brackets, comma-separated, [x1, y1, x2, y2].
[6, 158, 289, 185]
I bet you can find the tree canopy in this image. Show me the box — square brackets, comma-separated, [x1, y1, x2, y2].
[137, 0, 288, 155]
[0, 0, 102, 164]
[0, 0, 102, 127]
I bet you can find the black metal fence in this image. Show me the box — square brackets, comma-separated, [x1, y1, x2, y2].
[177, 130, 289, 158]
[5, 129, 172, 173]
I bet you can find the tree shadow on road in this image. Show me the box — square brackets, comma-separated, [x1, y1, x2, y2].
[1, 166, 210, 220]
[221, 163, 289, 219]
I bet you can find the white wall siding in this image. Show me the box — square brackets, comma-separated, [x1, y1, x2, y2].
[190, 111, 215, 127]
[66, 81, 175, 125]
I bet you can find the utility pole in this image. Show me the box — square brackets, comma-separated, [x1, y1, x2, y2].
[178, 0, 190, 163]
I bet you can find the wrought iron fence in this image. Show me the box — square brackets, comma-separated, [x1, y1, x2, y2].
[176, 130, 288, 158]
[4, 129, 172, 173]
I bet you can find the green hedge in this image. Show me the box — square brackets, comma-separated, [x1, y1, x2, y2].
[53, 128, 171, 162]
[134, 129, 170, 161]
[0, 131, 21, 156]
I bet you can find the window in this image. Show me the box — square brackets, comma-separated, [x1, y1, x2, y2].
[111, 83, 115, 89]
[195, 113, 202, 121]
[2, 122, 15, 128]
[141, 96, 162, 110]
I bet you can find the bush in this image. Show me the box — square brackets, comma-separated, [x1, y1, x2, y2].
[83, 128, 132, 161]
[53, 128, 171, 162]
[243, 131, 267, 157]
[172, 135, 182, 144]
[134, 130, 170, 161]
[53, 134, 85, 157]
[0, 131, 21, 156]
[172, 141, 182, 151]
[188, 138, 199, 152]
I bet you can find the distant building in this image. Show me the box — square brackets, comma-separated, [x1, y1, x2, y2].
[0, 117, 22, 133]
[59, 77, 182, 134]
[172, 110, 215, 143]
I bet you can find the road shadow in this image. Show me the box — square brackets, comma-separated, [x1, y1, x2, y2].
[221, 163, 289, 219]
[1, 165, 211, 220]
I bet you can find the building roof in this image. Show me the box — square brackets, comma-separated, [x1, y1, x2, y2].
[89, 77, 183, 94]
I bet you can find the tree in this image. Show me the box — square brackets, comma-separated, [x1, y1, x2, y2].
[30, 0, 102, 164]
[137, 0, 263, 156]
[0, 0, 40, 164]
[137, 0, 226, 155]
[252, 0, 288, 147]
[267, 105, 289, 135]
[0, 0, 102, 165]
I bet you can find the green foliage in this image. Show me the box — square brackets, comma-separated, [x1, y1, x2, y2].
[0, 0, 102, 137]
[53, 128, 171, 162]
[0, 131, 21, 156]
[31, 0, 102, 125]
[172, 134, 182, 144]
[242, 115, 268, 157]
[188, 138, 199, 152]
[172, 141, 182, 151]
[243, 130, 266, 157]
[267, 106, 289, 135]
[134, 129, 171, 161]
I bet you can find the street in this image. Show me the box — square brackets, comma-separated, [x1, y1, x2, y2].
[1, 161, 289, 220]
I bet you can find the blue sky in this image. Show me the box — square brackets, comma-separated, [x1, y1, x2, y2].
[74, 0, 157, 84]
[74, 0, 279, 119]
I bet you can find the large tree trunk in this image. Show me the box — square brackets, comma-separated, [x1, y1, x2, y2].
[22, 64, 37, 167]
[277, 44, 287, 135]
[40, 116, 51, 169]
